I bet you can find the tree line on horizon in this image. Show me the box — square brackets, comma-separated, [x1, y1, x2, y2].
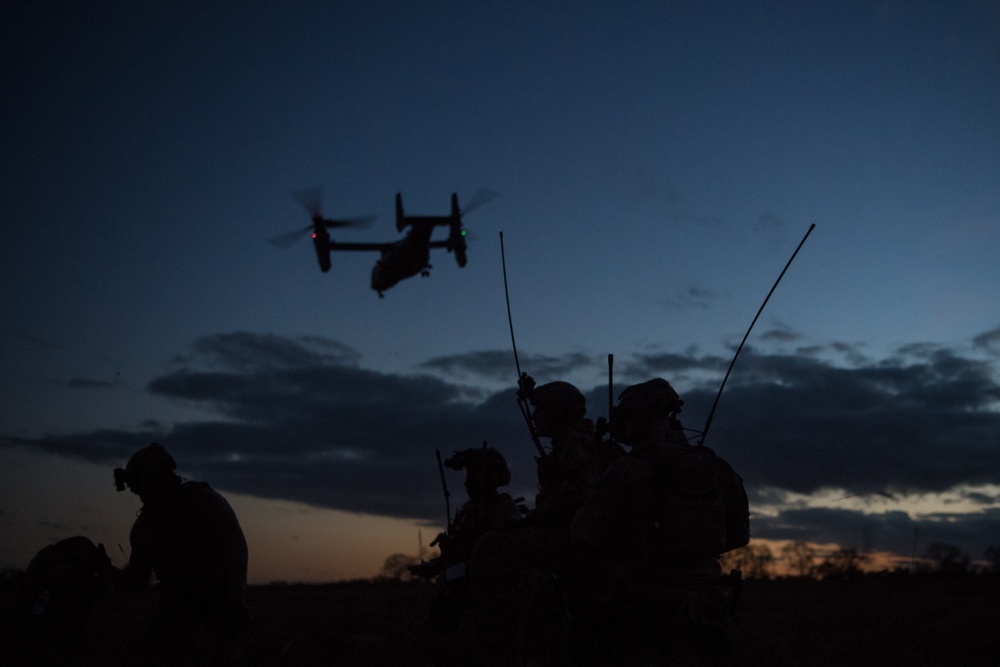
[375, 540, 1000, 583]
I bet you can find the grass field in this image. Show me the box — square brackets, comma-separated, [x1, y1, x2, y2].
[3, 574, 998, 666]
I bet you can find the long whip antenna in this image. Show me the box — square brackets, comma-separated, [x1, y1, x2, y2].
[500, 232, 522, 377]
[500, 232, 546, 458]
[699, 223, 816, 447]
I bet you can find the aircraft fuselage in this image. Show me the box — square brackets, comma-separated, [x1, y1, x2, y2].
[370, 222, 436, 293]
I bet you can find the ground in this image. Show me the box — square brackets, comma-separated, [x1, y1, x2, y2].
[1, 574, 997, 666]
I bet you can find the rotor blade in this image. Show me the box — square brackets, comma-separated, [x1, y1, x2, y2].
[461, 188, 499, 216]
[326, 215, 377, 229]
[291, 186, 323, 218]
[267, 223, 313, 249]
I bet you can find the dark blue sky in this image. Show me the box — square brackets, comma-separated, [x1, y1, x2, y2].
[3, 1, 999, 580]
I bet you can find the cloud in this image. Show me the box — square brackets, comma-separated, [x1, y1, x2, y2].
[418, 350, 520, 382]
[753, 506, 1000, 562]
[7, 333, 538, 521]
[658, 285, 718, 310]
[794, 341, 872, 367]
[4, 329, 1000, 556]
[419, 350, 596, 383]
[169, 332, 363, 372]
[973, 326, 1000, 354]
[759, 328, 802, 344]
[705, 347, 1000, 497]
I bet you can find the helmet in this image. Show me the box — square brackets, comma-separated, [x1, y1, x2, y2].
[115, 442, 177, 493]
[616, 378, 683, 417]
[529, 381, 586, 423]
[445, 446, 512, 488]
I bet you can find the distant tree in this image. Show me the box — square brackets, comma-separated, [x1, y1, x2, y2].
[722, 543, 774, 579]
[814, 546, 867, 580]
[780, 540, 817, 578]
[719, 548, 738, 574]
[376, 532, 439, 582]
[924, 542, 970, 575]
[984, 546, 1000, 574]
[378, 553, 419, 582]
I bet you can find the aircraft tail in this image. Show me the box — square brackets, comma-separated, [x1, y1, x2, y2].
[395, 193, 406, 232]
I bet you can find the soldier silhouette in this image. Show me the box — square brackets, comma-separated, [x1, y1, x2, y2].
[408, 445, 525, 666]
[463, 379, 603, 663]
[111, 442, 250, 660]
[572, 379, 749, 665]
[409, 445, 523, 583]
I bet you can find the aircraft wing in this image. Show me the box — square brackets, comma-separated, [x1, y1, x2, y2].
[328, 241, 390, 252]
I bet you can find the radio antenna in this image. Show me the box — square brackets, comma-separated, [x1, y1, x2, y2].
[500, 232, 546, 458]
[500, 232, 522, 377]
[607, 353, 614, 435]
[699, 223, 816, 447]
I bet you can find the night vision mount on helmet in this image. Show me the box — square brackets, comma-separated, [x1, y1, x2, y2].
[445, 446, 512, 488]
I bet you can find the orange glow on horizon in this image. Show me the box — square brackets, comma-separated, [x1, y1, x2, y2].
[736, 538, 921, 578]
[227, 493, 440, 583]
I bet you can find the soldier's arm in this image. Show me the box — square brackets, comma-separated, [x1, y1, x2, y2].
[116, 521, 154, 591]
[487, 494, 526, 530]
[571, 461, 630, 551]
[537, 443, 602, 523]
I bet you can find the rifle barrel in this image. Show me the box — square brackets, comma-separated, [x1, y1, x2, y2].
[435, 449, 452, 533]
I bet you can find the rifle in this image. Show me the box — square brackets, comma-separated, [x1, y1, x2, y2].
[699, 223, 816, 447]
[435, 449, 453, 536]
[500, 231, 546, 458]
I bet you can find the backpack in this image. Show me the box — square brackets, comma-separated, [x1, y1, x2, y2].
[648, 445, 749, 561]
[21, 536, 108, 642]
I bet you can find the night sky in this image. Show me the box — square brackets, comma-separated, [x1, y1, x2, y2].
[3, 1, 999, 581]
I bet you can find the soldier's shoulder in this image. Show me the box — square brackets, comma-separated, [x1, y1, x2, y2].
[180, 480, 229, 499]
[599, 451, 645, 483]
[181, 479, 212, 491]
[179, 481, 235, 513]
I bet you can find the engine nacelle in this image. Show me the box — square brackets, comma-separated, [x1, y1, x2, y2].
[312, 222, 331, 272]
[448, 222, 467, 267]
